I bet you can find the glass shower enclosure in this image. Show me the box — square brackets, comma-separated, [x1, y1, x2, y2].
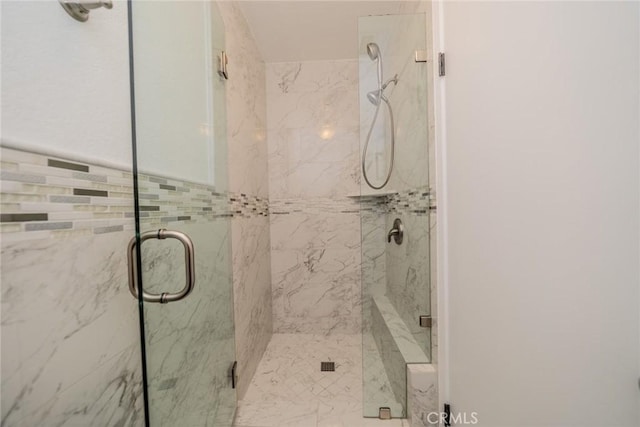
[358, 12, 432, 419]
[128, 1, 236, 425]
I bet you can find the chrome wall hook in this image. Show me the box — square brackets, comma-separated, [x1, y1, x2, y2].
[59, 0, 113, 22]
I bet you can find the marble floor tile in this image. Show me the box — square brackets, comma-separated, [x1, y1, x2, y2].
[234, 400, 318, 427]
[236, 334, 406, 427]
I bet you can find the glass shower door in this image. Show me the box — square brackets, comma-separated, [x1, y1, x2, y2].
[128, 1, 236, 426]
[358, 12, 431, 419]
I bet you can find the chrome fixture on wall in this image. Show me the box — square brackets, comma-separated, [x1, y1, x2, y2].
[59, 0, 112, 22]
[366, 74, 398, 106]
[362, 42, 398, 190]
[387, 218, 404, 245]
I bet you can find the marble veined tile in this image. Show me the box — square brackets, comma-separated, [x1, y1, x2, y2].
[266, 59, 360, 201]
[268, 159, 359, 200]
[235, 400, 318, 427]
[242, 334, 361, 404]
[385, 213, 431, 359]
[218, 0, 273, 407]
[218, 1, 269, 199]
[1, 231, 142, 426]
[363, 333, 403, 418]
[271, 247, 360, 287]
[267, 60, 359, 95]
[267, 69, 358, 135]
[318, 400, 408, 427]
[268, 127, 359, 167]
[270, 211, 360, 251]
[237, 334, 366, 427]
[139, 221, 236, 426]
[271, 247, 362, 334]
[407, 364, 438, 427]
[15, 344, 143, 427]
[232, 215, 273, 399]
[237, 334, 412, 427]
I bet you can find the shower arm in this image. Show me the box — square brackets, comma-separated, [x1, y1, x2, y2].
[59, 0, 113, 22]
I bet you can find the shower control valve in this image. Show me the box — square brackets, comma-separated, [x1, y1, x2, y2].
[387, 218, 404, 245]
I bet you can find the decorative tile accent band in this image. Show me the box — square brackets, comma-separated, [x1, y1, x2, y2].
[386, 187, 433, 215]
[0, 146, 269, 239]
[1, 146, 135, 239]
[137, 175, 269, 228]
[359, 186, 433, 216]
[1, 146, 429, 240]
[229, 193, 270, 218]
[270, 189, 433, 216]
[270, 197, 360, 215]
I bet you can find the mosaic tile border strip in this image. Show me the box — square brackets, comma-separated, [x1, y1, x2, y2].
[137, 175, 269, 228]
[358, 186, 434, 216]
[270, 197, 360, 215]
[1, 146, 430, 240]
[386, 187, 433, 216]
[230, 193, 269, 218]
[0, 146, 269, 238]
[1, 146, 135, 238]
[270, 188, 433, 216]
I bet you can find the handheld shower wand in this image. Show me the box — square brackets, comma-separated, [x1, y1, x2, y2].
[362, 43, 398, 190]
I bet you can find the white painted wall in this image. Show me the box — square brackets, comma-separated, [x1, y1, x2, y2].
[1, 0, 132, 166]
[438, 1, 640, 425]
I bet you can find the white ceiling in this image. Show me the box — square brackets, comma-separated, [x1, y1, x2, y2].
[236, 1, 424, 62]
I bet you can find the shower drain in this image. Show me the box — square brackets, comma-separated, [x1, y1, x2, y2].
[320, 361, 335, 372]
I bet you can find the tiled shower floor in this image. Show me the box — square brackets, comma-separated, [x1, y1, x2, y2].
[234, 334, 409, 427]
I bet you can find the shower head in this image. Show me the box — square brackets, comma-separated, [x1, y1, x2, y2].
[367, 90, 382, 106]
[367, 75, 398, 105]
[366, 43, 380, 61]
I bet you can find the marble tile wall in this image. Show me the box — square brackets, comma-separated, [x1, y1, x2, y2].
[0, 146, 144, 426]
[218, 1, 273, 400]
[407, 364, 438, 427]
[266, 60, 362, 335]
[370, 295, 430, 419]
[385, 204, 431, 360]
[0, 144, 272, 425]
[371, 299, 408, 418]
[363, 331, 404, 417]
[360, 206, 387, 333]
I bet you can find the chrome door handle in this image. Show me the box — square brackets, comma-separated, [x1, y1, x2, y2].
[127, 229, 196, 303]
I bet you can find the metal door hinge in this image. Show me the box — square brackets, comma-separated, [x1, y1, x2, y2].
[439, 52, 446, 77]
[218, 51, 229, 80]
[444, 403, 451, 427]
[379, 407, 391, 420]
[419, 315, 432, 328]
[230, 361, 238, 389]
